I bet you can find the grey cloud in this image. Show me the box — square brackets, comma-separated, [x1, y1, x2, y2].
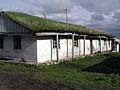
[29, 0, 74, 13]
[91, 14, 105, 21]
[113, 11, 120, 20]
[88, 17, 120, 36]
[75, 0, 120, 14]
[0, 8, 3, 11]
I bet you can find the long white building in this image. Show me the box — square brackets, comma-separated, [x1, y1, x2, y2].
[0, 11, 119, 64]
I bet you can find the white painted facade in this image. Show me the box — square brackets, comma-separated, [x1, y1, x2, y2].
[92, 40, 100, 54]
[0, 34, 119, 64]
[36, 37, 114, 63]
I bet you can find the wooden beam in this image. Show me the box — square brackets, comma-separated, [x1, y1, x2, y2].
[35, 32, 74, 36]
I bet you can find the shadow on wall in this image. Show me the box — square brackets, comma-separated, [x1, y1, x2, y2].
[82, 56, 120, 74]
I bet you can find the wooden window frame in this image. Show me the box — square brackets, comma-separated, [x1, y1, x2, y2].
[74, 39, 79, 47]
[53, 37, 60, 49]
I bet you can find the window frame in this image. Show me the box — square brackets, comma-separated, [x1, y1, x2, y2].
[53, 37, 60, 49]
[74, 38, 79, 47]
[13, 36, 21, 49]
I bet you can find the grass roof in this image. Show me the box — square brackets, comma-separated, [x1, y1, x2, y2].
[3, 11, 112, 36]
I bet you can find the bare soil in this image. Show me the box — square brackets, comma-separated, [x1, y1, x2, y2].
[0, 73, 76, 90]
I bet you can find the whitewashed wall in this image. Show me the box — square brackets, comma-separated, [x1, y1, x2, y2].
[37, 39, 51, 63]
[79, 39, 84, 55]
[92, 40, 100, 53]
[117, 44, 119, 52]
[101, 40, 106, 52]
[37, 38, 92, 63]
[85, 40, 91, 55]
[59, 39, 68, 59]
[0, 35, 37, 62]
[67, 39, 72, 58]
[0, 35, 116, 64]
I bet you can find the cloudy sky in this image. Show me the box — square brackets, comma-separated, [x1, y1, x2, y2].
[0, 0, 120, 36]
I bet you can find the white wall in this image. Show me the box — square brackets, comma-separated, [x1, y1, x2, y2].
[37, 38, 92, 63]
[37, 39, 51, 63]
[117, 44, 119, 52]
[108, 40, 112, 51]
[85, 40, 90, 55]
[92, 40, 99, 53]
[67, 39, 72, 58]
[79, 39, 84, 55]
[37, 39, 73, 63]
[0, 35, 117, 64]
[0, 35, 37, 62]
[59, 39, 69, 59]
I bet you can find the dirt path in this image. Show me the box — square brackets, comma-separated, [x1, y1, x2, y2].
[0, 73, 76, 90]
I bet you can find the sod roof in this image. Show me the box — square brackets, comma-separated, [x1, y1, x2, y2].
[3, 11, 112, 36]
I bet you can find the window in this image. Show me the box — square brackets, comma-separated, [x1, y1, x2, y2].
[53, 37, 60, 48]
[74, 39, 79, 47]
[0, 38, 4, 49]
[13, 36, 21, 49]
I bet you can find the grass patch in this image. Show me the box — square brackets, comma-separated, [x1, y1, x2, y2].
[0, 52, 120, 90]
[3, 11, 111, 36]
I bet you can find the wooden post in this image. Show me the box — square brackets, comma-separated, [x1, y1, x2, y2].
[79, 39, 81, 56]
[56, 35, 59, 62]
[72, 34, 74, 59]
[111, 39, 115, 51]
[90, 39, 93, 55]
[106, 38, 108, 51]
[0, 12, 3, 32]
[84, 36, 86, 56]
[67, 38, 68, 58]
[51, 39, 53, 61]
[99, 37, 102, 53]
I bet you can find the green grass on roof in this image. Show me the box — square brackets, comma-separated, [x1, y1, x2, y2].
[4, 11, 112, 36]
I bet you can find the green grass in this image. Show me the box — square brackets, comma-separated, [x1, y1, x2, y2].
[3, 11, 112, 36]
[0, 52, 120, 89]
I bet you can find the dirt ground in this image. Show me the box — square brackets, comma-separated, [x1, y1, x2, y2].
[0, 73, 76, 90]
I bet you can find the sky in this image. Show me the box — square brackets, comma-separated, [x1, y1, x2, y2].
[0, 0, 120, 36]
